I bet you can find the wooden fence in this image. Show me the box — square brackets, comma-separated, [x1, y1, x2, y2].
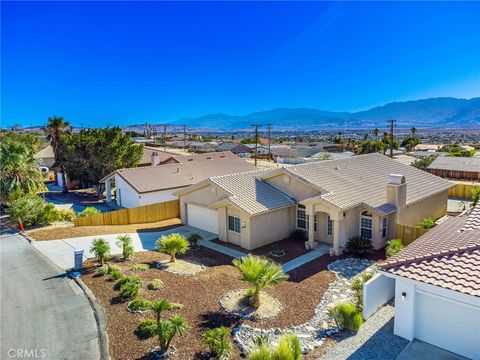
[396, 224, 430, 246]
[74, 200, 180, 226]
[448, 183, 480, 199]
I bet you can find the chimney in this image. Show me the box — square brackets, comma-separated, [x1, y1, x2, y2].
[386, 174, 407, 223]
[151, 152, 160, 166]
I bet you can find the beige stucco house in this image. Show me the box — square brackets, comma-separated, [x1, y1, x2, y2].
[174, 153, 454, 253]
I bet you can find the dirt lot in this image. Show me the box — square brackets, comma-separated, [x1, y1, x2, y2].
[82, 247, 386, 360]
[29, 218, 182, 241]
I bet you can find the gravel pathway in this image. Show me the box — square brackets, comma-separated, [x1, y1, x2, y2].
[320, 303, 409, 360]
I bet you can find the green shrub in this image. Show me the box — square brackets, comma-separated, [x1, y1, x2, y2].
[471, 187, 480, 207]
[58, 209, 75, 222]
[346, 236, 374, 257]
[134, 318, 157, 339]
[107, 265, 121, 274]
[107, 265, 123, 281]
[77, 207, 101, 218]
[203, 326, 232, 359]
[116, 234, 134, 260]
[247, 334, 301, 360]
[351, 273, 373, 311]
[132, 263, 149, 272]
[417, 217, 436, 229]
[331, 302, 363, 331]
[290, 229, 307, 241]
[6, 195, 61, 227]
[98, 266, 109, 275]
[147, 278, 164, 290]
[187, 233, 203, 249]
[156, 233, 189, 262]
[90, 238, 111, 266]
[386, 239, 405, 258]
[128, 297, 152, 312]
[118, 275, 143, 299]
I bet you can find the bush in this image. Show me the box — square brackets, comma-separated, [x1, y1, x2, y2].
[107, 265, 123, 281]
[132, 263, 149, 272]
[134, 318, 157, 339]
[77, 207, 101, 218]
[472, 187, 480, 207]
[118, 275, 143, 299]
[187, 233, 203, 249]
[6, 195, 61, 227]
[58, 209, 75, 222]
[335, 302, 363, 331]
[156, 233, 189, 262]
[346, 236, 374, 257]
[289, 229, 307, 240]
[417, 217, 436, 229]
[385, 239, 405, 258]
[128, 297, 152, 312]
[247, 334, 301, 360]
[98, 266, 109, 275]
[147, 278, 164, 290]
[203, 326, 232, 359]
[351, 273, 373, 311]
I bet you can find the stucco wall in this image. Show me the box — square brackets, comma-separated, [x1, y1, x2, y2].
[249, 206, 295, 249]
[363, 274, 395, 319]
[266, 174, 320, 201]
[403, 190, 448, 226]
[179, 184, 229, 223]
[115, 176, 181, 208]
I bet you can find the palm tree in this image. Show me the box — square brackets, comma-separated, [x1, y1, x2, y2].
[382, 132, 389, 155]
[150, 299, 183, 323]
[157, 315, 188, 355]
[373, 128, 379, 153]
[44, 116, 72, 193]
[233, 255, 289, 308]
[116, 234, 134, 260]
[156, 233, 189, 262]
[411, 127, 417, 136]
[90, 238, 111, 266]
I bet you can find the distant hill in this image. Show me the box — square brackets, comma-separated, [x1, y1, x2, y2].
[172, 97, 480, 130]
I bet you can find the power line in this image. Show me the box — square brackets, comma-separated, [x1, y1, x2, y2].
[251, 124, 263, 167]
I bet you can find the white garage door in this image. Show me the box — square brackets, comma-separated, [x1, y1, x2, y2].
[186, 204, 219, 234]
[415, 290, 480, 359]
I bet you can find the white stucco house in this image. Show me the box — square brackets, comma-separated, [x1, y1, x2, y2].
[369, 204, 480, 359]
[100, 152, 255, 208]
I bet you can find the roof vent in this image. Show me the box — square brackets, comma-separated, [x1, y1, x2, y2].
[206, 156, 212, 160]
[388, 174, 406, 185]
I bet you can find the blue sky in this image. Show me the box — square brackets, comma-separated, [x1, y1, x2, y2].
[1, 1, 479, 128]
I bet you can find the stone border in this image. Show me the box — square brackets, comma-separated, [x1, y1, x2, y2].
[220, 289, 283, 321]
[126, 300, 152, 315]
[153, 259, 206, 276]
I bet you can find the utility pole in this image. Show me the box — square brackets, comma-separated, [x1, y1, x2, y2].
[388, 119, 397, 158]
[145, 122, 148, 138]
[267, 123, 272, 162]
[182, 125, 187, 149]
[161, 124, 168, 151]
[252, 124, 262, 167]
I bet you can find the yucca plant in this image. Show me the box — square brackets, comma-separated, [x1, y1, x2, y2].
[116, 234, 134, 260]
[247, 334, 301, 360]
[90, 238, 111, 266]
[233, 255, 289, 308]
[203, 326, 232, 359]
[345, 236, 373, 257]
[156, 233, 189, 262]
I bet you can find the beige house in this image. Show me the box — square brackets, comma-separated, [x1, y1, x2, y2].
[174, 153, 454, 253]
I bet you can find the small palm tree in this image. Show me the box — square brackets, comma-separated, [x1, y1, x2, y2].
[90, 238, 111, 266]
[233, 255, 289, 308]
[156, 233, 189, 262]
[150, 299, 183, 323]
[157, 315, 188, 355]
[203, 326, 232, 359]
[116, 234, 134, 260]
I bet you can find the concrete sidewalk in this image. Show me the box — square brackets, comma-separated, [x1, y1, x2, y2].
[32, 226, 217, 270]
[282, 243, 330, 272]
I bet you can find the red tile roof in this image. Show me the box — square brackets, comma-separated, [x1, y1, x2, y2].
[381, 204, 480, 297]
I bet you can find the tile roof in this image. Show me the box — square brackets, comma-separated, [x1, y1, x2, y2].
[108, 152, 256, 193]
[381, 204, 480, 297]
[35, 145, 54, 159]
[427, 156, 480, 173]
[210, 169, 296, 215]
[140, 147, 180, 165]
[285, 153, 453, 212]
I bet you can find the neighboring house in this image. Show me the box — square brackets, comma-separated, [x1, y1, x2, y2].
[409, 150, 447, 158]
[139, 146, 180, 166]
[376, 204, 480, 359]
[244, 143, 270, 155]
[174, 153, 453, 251]
[393, 154, 416, 166]
[413, 143, 444, 151]
[187, 142, 219, 153]
[100, 152, 256, 208]
[427, 156, 480, 181]
[216, 142, 252, 156]
[34, 145, 55, 168]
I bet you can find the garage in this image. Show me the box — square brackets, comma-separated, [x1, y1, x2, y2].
[414, 289, 479, 359]
[186, 204, 219, 234]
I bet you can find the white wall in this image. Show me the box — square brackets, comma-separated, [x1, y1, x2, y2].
[363, 274, 395, 319]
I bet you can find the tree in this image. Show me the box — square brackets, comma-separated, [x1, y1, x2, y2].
[156, 315, 188, 355]
[411, 127, 417, 136]
[44, 116, 72, 192]
[90, 238, 111, 266]
[149, 299, 183, 323]
[0, 134, 47, 202]
[373, 128, 380, 153]
[156, 233, 189, 262]
[203, 326, 232, 359]
[57, 127, 143, 197]
[116, 234, 134, 260]
[247, 334, 301, 360]
[232, 255, 288, 308]
[412, 154, 437, 170]
[401, 136, 420, 152]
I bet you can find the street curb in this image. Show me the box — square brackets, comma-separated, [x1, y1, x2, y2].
[73, 277, 111, 360]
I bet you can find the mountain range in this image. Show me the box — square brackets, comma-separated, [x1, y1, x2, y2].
[171, 97, 480, 130]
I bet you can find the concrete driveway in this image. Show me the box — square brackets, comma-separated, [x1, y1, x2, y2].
[0, 233, 101, 359]
[32, 225, 217, 270]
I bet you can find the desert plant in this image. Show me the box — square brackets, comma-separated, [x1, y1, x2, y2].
[90, 238, 111, 266]
[108, 265, 123, 281]
[289, 229, 307, 240]
[6, 195, 61, 227]
[329, 302, 363, 331]
[134, 318, 157, 339]
[351, 273, 373, 311]
[252, 334, 269, 347]
[147, 278, 164, 290]
[471, 187, 480, 207]
[345, 236, 374, 257]
[128, 297, 152, 312]
[77, 206, 101, 218]
[58, 209, 75, 221]
[417, 217, 436, 229]
[156, 233, 189, 262]
[118, 275, 143, 299]
[233, 255, 289, 308]
[150, 299, 183, 323]
[247, 334, 301, 360]
[155, 315, 188, 355]
[132, 263, 149, 272]
[385, 239, 405, 258]
[203, 326, 232, 359]
[187, 233, 203, 249]
[116, 234, 134, 260]
[98, 266, 109, 275]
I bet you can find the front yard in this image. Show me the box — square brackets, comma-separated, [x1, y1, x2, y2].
[81, 243, 385, 359]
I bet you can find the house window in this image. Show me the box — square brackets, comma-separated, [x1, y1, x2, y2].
[297, 204, 307, 230]
[313, 215, 318, 232]
[228, 216, 241, 233]
[327, 216, 333, 236]
[360, 211, 373, 240]
[382, 217, 388, 238]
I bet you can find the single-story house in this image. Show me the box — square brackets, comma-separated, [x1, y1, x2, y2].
[413, 143, 444, 151]
[376, 204, 480, 359]
[35, 145, 55, 168]
[100, 152, 256, 208]
[187, 142, 219, 153]
[409, 150, 447, 158]
[245, 143, 270, 155]
[216, 142, 252, 157]
[427, 156, 480, 181]
[139, 147, 180, 167]
[174, 153, 453, 252]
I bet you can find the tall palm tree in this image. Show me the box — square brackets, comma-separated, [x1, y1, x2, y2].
[411, 127, 417, 136]
[382, 132, 389, 155]
[373, 128, 379, 153]
[44, 116, 72, 192]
